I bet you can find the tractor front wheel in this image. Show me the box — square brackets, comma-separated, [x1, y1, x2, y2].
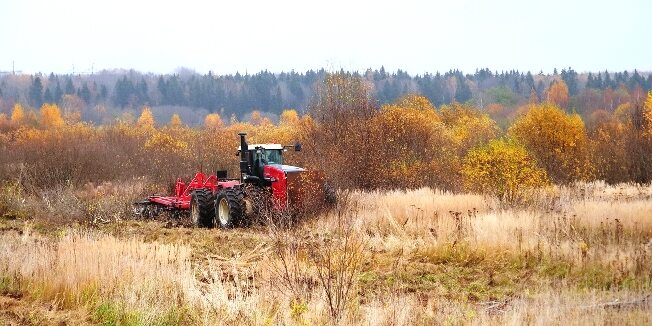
[190, 189, 215, 227]
[214, 188, 245, 228]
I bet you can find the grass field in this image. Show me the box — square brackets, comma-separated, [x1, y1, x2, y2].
[0, 182, 650, 325]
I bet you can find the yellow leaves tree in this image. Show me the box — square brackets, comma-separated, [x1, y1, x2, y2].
[204, 113, 224, 130]
[643, 91, 652, 139]
[373, 97, 445, 187]
[11, 103, 25, 125]
[280, 109, 300, 126]
[509, 103, 592, 183]
[546, 79, 569, 108]
[39, 103, 65, 129]
[169, 113, 183, 128]
[440, 102, 499, 150]
[137, 106, 155, 128]
[462, 139, 548, 203]
[392, 94, 436, 111]
[250, 110, 263, 126]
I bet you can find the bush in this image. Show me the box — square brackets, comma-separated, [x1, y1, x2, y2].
[462, 138, 549, 204]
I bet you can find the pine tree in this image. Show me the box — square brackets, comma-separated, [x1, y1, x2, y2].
[80, 83, 91, 104]
[65, 78, 75, 94]
[54, 81, 63, 104]
[29, 77, 44, 108]
[43, 88, 53, 104]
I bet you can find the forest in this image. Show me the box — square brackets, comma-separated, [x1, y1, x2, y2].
[0, 67, 650, 126]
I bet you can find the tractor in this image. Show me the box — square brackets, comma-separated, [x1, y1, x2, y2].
[135, 132, 333, 228]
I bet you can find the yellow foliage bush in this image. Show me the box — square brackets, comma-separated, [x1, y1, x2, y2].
[204, 113, 223, 130]
[169, 113, 183, 128]
[509, 103, 592, 183]
[39, 103, 65, 129]
[11, 103, 25, 125]
[137, 106, 155, 128]
[462, 138, 549, 203]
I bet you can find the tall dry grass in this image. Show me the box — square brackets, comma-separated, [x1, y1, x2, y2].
[0, 182, 650, 325]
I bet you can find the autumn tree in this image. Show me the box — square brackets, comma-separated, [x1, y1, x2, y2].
[204, 113, 224, 130]
[280, 109, 300, 126]
[169, 113, 183, 128]
[509, 103, 592, 183]
[10, 103, 25, 125]
[306, 72, 379, 188]
[137, 106, 155, 128]
[546, 79, 569, 108]
[440, 102, 499, 151]
[462, 138, 549, 204]
[372, 95, 448, 187]
[39, 103, 65, 129]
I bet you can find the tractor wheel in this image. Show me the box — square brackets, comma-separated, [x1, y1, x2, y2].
[190, 189, 215, 228]
[214, 187, 245, 229]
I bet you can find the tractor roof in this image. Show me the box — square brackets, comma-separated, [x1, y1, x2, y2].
[238, 144, 283, 150]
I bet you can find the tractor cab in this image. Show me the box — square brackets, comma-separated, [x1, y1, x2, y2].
[237, 133, 302, 182]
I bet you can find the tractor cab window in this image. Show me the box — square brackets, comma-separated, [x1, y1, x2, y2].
[254, 148, 283, 166]
[265, 149, 283, 165]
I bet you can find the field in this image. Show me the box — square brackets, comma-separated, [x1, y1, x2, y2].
[0, 181, 650, 325]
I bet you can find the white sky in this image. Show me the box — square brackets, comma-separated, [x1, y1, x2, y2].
[1, 0, 650, 75]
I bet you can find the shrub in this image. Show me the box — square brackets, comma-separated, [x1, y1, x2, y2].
[462, 138, 549, 204]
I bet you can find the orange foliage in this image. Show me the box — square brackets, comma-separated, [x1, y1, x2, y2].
[39, 104, 65, 129]
[137, 106, 155, 128]
[169, 113, 183, 128]
[546, 79, 569, 108]
[250, 111, 263, 126]
[11, 103, 25, 125]
[204, 113, 224, 130]
[280, 109, 300, 126]
[509, 103, 592, 183]
[644, 91, 652, 139]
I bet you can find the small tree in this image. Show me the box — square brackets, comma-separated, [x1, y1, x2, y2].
[509, 103, 592, 183]
[39, 103, 65, 129]
[204, 113, 223, 130]
[137, 106, 155, 128]
[169, 113, 183, 128]
[280, 109, 300, 126]
[10, 103, 25, 125]
[462, 138, 549, 203]
[546, 79, 569, 108]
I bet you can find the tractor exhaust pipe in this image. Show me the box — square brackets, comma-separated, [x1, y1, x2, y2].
[239, 132, 250, 179]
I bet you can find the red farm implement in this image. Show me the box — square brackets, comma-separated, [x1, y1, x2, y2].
[134, 133, 335, 228]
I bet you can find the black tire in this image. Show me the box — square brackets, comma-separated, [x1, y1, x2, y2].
[190, 189, 215, 228]
[214, 187, 245, 229]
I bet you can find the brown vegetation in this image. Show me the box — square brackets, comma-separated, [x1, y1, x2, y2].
[0, 73, 651, 324]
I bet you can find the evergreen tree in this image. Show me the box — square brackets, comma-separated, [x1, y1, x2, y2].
[65, 78, 75, 94]
[99, 85, 108, 101]
[455, 76, 472, 103]
[80, 83, 91, 104]
[29, 76, 43, 108]
[137, 77, 149, 104]
[560, 67, 579, 96]
[43, 88, 53, 104]
[54, 81, 63, 103]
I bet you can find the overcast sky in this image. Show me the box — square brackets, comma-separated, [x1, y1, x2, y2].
[1, 0, 650, 75]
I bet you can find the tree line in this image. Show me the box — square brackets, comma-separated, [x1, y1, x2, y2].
[0, 67, 650, 124]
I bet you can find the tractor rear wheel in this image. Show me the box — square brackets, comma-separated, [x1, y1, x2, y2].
[215, 187, 245, 228]
[190, 189, 215, 227]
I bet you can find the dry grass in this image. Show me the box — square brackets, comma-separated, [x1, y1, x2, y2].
[0, 182, 650, 325]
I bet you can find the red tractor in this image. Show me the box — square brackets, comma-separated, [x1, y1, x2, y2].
[135, 133, 333, 228]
